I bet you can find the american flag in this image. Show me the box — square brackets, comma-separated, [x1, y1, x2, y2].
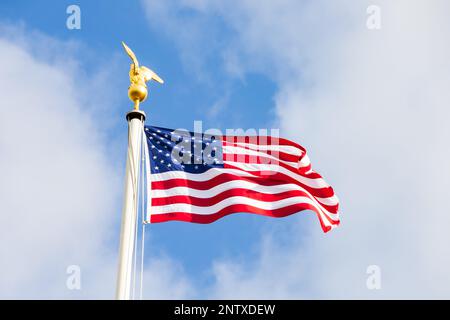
[143, 125, 339, 232]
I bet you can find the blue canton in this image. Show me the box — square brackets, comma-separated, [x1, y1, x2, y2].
[144, 125, 224, 174]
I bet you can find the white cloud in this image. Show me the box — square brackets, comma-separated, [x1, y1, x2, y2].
[142, 256, 195, 299]
[144, 0, 450, 298]
[0, 24, 192, 299]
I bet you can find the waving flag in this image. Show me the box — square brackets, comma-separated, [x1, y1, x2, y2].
[144, 125, 339, 232]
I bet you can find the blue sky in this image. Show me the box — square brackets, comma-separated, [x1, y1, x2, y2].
[0, 0, 278, 127]
[1, 0, 450, 299]
[0, 0, 306, 295]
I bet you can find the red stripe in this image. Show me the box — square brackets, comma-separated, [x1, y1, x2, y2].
[224, 153, 323, 180]
[222, 141, 301, 163]
[149, 202, 338, 232]
[224, 164, 336, 198]
[152, 188, 338, 213]
[223, 153, 294, 168]
[223, 153, 316, 182]
[152, 171, 334, 199]
[298, 164, 312, 174]
[221, 135, 305, 151]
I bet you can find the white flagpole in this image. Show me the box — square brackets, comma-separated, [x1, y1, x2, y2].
[116, 41, 163, 300]
[116, 110, 146, 300]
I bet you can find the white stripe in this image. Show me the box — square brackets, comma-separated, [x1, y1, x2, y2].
[299, 154, 311, 168]
[223, 145, 299, 168]
[151, 195, 338, 224]
[224, 141, 302, 156]
[315, 195, 339, 206]
[151, 167, 257, 182]
[151, 180, 338, 208]
[224, 161, 329, 189]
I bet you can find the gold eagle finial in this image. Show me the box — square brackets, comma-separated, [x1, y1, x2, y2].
[122, 41, 163, 110]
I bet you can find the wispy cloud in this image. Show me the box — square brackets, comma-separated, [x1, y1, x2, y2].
[143, 0, 450, 298]
[0, 24, 192, 299]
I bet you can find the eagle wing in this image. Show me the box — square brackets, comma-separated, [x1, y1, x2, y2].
[140, 66, 164, 84]
[122, 41, 139, 68]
